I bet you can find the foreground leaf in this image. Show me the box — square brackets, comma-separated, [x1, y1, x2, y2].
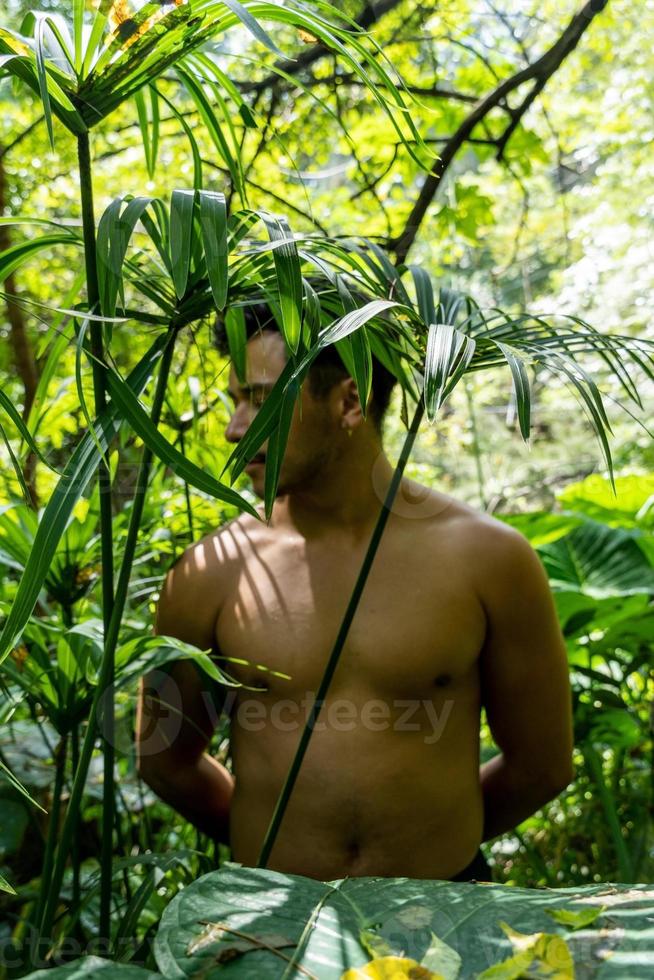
[154, 866, 654, 978]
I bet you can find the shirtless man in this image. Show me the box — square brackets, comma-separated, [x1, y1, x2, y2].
[136, 305, 574, 882]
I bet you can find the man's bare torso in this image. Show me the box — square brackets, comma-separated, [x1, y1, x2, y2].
[205, 484, 490, 879]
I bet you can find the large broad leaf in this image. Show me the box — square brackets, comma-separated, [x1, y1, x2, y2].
[153, 865, 654, 979]
[499, 512, 584, 549]
[22, 958, 160, 979]
[538, 519, 654, 598]
[557, 474, 654, 528]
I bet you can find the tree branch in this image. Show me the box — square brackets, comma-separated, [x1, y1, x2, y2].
[0, 116, 43, 160]
[290, 71, 480, 104]
[390, 0, 610, 265]
[495, 74, 548, 160]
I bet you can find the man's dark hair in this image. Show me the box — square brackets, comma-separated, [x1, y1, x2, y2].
[213, 299, 397, 429]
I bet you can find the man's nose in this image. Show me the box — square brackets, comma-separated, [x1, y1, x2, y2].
[225, 402, 253, 444]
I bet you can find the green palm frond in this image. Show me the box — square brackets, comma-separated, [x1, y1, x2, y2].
[0, 2, 426, 173]
[3, 191, 651, 660]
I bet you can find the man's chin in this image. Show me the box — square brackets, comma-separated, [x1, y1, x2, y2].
[246, 467, 288, 499]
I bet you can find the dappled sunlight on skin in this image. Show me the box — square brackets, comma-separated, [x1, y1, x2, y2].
[208, 497, 487, 880]
[140, 328, 574, 883]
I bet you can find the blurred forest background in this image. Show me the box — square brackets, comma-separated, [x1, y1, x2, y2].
[0, 0, 653, 969]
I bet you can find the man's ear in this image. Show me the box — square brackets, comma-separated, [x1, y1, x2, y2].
[339, 377, 365, 428]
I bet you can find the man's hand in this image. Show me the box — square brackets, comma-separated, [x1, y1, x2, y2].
[136, 534, 234, 843]
[473, 521, 574, 841]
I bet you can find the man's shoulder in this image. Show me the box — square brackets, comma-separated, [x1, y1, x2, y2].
[400, 481, 532, 562]
[157, 514, 264, 640]
[174, 511, 264, 577]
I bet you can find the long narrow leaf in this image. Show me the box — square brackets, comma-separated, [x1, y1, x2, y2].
[224, 356, 300, 481]
[335, 329, 372, 418]
[264, 378, 300, 518]
[0, 758, 45, 812]
[317, 299, 398, 351]
[0, 233, 79, 280]
[223, 305, 248, 383]
[170, 189, 196, 299]
[73, 0, 83, 73]
[260, 213, 303, 354]
[199, 190, 228, 311]
[0, 419, 31, 503]
[102, 363, 257, 516]
[409, 265, 436, 327]
[97, 195, 152, 316]
[495, 340, 532, 441]
[424, 323, 471, 420]
[0, 336, 168, 665]
[221, 0, 284, 56]
[0, 388, 53, 470]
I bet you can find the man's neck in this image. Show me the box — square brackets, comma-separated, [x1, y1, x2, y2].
[271, 437, 395, 541]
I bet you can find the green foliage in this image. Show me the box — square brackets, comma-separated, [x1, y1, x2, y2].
[497, 473, 654, 887]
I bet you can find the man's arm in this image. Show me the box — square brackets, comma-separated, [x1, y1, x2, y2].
[474, 521, 574, 841]
[136, 536, 234, 842]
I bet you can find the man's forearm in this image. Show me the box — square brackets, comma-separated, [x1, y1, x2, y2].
[480, 753, 571, 841]
[143, 754, 234, 843]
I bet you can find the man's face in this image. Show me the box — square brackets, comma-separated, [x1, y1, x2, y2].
[225, 331, 343, 498]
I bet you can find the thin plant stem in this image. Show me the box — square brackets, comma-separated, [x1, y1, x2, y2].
[70, 722, 81, 914]
[179, 429, 195, 539]
[38, 326, 179, 947]
[257, 400, 425, 868]
[32, 734, 68, 954]
[464, 378, 487, 510]
[583, 744, 633, 882]
[77, 130, 116, 940]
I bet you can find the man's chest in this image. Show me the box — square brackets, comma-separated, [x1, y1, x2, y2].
[214, 531, 487, 698]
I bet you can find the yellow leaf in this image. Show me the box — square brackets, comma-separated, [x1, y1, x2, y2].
[341, 956, 445, 980]
[496, 922, 575, 979]
[499, 922, 540, 954]
[546, 906, 607, 930]
[477, 950, 533, 980]
[298, 28, 318, 43]
[531, 934, 574, 979]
